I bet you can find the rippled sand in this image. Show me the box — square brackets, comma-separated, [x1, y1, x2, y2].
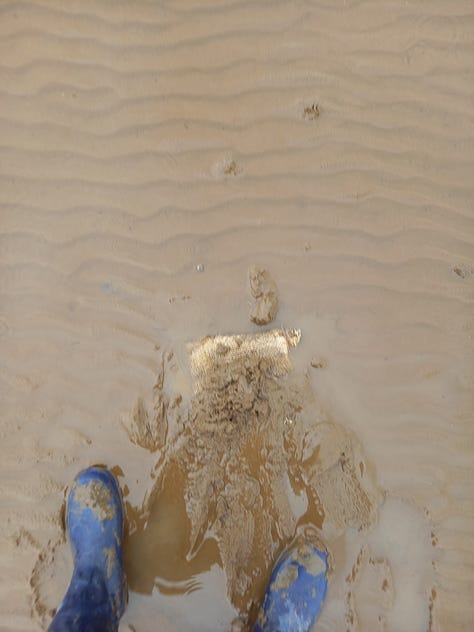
[1, 1, 473, 630]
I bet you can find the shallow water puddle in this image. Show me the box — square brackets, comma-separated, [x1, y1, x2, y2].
[124, 464, 221, 597]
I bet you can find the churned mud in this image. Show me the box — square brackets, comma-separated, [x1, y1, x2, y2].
[122, 328, 382, 628]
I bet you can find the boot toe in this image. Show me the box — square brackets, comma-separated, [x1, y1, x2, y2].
[254, 540, 328, 632]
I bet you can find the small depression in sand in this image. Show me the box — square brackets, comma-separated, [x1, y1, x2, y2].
[31, 328, 437, 631]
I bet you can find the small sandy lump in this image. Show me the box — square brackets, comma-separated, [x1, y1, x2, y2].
[249, 266, 279, 325]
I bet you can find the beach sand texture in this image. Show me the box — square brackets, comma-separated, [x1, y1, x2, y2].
[0, 1, 473, 630]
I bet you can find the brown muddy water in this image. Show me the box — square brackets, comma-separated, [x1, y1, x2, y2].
[1, 1, 473, 631]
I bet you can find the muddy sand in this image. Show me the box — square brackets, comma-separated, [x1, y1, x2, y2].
[1, 1, 473, 631]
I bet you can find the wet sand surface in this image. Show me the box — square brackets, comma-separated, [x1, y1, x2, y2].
[1, 1, 473, 630]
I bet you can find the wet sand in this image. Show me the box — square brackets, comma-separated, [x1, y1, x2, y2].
[1, 1, 473, 630]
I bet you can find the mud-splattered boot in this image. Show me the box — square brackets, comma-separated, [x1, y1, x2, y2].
[253, 538, 328, 632]
[48, 466, 128, 632]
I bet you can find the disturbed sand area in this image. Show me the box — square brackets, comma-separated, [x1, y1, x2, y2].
[1, 0, 474, 630]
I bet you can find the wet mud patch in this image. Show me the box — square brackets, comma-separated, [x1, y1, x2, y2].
[314, 496, 439, 632]
[124, 329, 381, 628]
[123, 351, 177, 453]
[29, 331, 438, 631]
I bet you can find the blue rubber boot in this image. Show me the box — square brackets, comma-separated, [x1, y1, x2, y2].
[48, 466, 128, 632]
[253, 538, 329, 632]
